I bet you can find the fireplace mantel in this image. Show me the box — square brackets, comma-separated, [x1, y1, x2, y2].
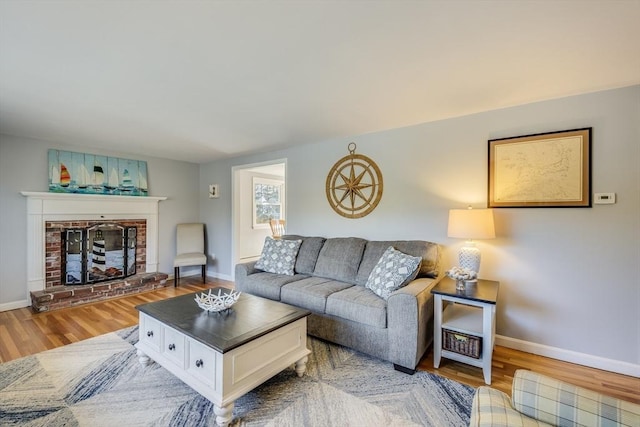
[21, 191, 167, 297]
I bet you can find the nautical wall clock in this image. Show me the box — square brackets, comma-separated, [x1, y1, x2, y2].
[325, 143, 383, 218]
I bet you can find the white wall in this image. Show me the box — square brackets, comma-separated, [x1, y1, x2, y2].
[0, 134, 201, 309]
[200, 86, 640, 372]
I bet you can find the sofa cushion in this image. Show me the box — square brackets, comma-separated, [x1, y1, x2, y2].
[325, 286, 387, 328]
[283, 235, 326, 274]
[365, 246, 421, 300]
[281, 277, 353, 313]
[255, 237, 302, 275]
[313, 237, 367, 284]
[237, 272, 308, 300]
[356, 240, 441, 285]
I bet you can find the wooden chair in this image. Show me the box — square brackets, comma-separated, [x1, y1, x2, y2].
[173, 223, 207, 287]
[269, 219, 286, 239]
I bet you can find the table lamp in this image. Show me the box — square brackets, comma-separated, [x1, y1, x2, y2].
[447, 207, 495, 274]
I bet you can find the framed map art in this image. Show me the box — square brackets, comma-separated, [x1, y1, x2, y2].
[488, 128, 591, 208]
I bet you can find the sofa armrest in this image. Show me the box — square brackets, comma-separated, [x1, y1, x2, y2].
[470, 386, 549, 427]
[386, 277, 440, 370]
[234, 261, 259, 291]
[512, 369, 640, 427]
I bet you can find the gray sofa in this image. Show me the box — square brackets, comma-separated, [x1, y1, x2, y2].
[235, 235, 442, 373]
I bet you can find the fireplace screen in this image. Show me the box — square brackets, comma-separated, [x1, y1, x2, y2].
[63, 224, 137, 285]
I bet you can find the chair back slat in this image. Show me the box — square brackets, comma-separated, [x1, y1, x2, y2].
[269, 219, 286, 239]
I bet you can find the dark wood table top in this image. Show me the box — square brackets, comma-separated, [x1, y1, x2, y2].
[136, 287, 311, 353]
[431, 277, 499, 305]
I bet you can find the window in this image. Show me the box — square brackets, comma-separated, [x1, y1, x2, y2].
[253, 177, 284, 228]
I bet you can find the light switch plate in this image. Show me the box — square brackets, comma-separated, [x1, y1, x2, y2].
[594, 193, 615, 204]
[209, 184, 219, 199]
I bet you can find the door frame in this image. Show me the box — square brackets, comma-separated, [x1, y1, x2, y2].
[231, 158, 287, 280]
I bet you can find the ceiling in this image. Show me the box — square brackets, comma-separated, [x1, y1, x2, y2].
[1, 1, 638, 164]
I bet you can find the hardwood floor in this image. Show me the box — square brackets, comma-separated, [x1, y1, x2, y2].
[0, 278, 231, 363]
[2, 277, 638, 404]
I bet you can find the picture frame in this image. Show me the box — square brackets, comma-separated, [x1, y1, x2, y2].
[48, 149, 148, 196]
[488, 128, 591, 208]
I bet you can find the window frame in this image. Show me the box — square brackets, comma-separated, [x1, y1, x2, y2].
[252, 177, 284, 229]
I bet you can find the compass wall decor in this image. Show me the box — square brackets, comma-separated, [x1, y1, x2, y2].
[325, 143, 383, 218]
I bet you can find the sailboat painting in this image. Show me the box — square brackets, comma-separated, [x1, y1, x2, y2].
[48, 149, 149, 196]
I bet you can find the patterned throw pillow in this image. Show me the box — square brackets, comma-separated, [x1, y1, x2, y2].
[255, 237, 303, 276]
[365, 246, 422, 300]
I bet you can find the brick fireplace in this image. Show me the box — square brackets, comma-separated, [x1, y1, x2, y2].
[45, 219, 146, 287]
[21, 192, 168, 311]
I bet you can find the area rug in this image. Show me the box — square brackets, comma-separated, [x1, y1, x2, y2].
[0, 327, 475, 426]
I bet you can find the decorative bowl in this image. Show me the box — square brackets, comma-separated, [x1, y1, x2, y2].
[446, 266, 478, 290]
[446, 266, 477, 281]
[194, 289, 241, 312]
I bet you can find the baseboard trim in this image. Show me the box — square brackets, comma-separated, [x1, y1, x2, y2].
[0, 299, 30, 312]
[207, 270, 233, 282]
[171, 270, 233, 283]
[496, 335, 640, 378]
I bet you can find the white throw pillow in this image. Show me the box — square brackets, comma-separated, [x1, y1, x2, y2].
[255, 237, 302, 276]
[365, 246, 422, 299]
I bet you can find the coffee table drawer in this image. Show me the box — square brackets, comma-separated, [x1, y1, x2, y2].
[187, 338, 218, 387]
[162, 325, 186, 367]
[140, 314, 162, 352]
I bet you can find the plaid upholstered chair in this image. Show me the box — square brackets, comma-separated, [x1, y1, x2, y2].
[470, 369, 639, 426]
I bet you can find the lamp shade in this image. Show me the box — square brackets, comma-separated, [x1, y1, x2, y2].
[447, 208, 496, 240]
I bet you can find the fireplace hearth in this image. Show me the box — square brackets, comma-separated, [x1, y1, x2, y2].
[30, 272, 168, 312]
[28, 218, 170, 312]
[21, 191, 168, 312]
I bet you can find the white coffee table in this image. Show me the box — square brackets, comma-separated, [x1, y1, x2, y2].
[135, 288, 311, 426]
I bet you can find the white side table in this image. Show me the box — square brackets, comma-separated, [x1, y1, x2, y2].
[432, 277, 499, 385]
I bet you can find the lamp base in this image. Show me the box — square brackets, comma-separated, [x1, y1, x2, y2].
[459, 243, 481, 274]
